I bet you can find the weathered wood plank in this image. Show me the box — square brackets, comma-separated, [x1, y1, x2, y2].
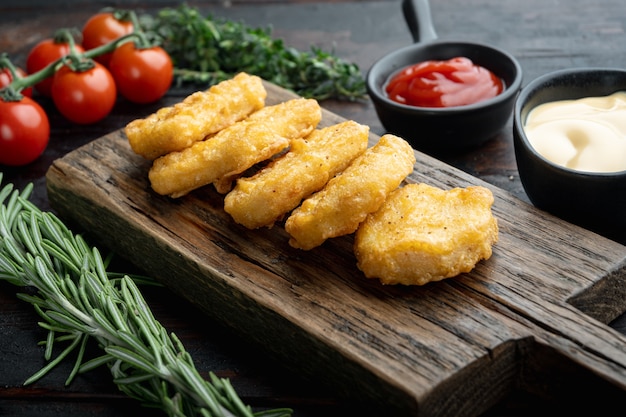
[46, 81, 626, 416]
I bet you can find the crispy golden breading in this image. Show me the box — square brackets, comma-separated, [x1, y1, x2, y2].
[285, 134, 416, 250]
[354, 183, 499, 285]
[125, 72, 266, 160]
[312, 121, 370, 176]
[224, 121, 369, 229]
[148, 98, 322, 198]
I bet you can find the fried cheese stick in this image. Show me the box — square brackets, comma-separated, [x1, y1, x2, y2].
[224, 121, 370, 229]
[125, 72, 267, 160]
[149, 98, 322, 198]
[354, 183, 498, 285]
[285, 134, 416, 250]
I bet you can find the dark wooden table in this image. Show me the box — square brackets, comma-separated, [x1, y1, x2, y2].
[1, 1, 625, 416]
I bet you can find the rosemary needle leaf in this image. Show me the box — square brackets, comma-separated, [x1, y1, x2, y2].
[44, 328, 55, 360]
[40, 239, 79, 276]
[23, 332, 82, 386]
[122, 276, 161, 336]
[16, 214, 39, 261]
[208, 374, 253, 417]
[46, 310, 92, 333]
[65, 333, 89, 386]
[1, 237, 28, 277]
[112, 370, 156, 385]
[49, 333, 79, 344]
[0, 256, 23, 286]
[106, 345, 162, 375]
[92, 308, 123, 338]
[251, 410, 292, 417]
[177, 361, 225, 415]
[79, 353, 114, 373]
[34, 321, 73, 337]
[105, 296, 130, 333]
[116, 330, 154, 360]
[1, 181, 29, 227]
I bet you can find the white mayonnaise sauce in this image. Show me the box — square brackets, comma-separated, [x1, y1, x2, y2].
[523, 91, 626, 172]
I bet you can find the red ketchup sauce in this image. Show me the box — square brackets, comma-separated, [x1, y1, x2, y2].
[385, 57, 503, 108]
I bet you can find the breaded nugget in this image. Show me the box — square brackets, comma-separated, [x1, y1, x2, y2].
[212, 98, 324, 193]
[125, 72, 266, 160]
[224, 121, 369, 229]
[285, 134, 416, 250]
[354, 183, 498, 286]
[149, 98, 321, 198]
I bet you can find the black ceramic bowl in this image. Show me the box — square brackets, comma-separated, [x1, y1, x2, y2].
[513, 68, 626, 245]
[366, 0, 522, 155]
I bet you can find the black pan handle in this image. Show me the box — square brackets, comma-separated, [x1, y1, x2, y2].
[402, 0, 439, 43]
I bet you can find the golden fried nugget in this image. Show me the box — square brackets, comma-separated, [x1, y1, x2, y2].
[354, 183, 499, 286]
[149, 98, 321, 198]
[212, 98, 323, 193]
[285, 134, 416, 250]
[224, 121, 369, 229]
[125, 72, 266, 160]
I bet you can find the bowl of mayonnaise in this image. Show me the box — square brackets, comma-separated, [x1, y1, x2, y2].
[513, 67, 626, 245]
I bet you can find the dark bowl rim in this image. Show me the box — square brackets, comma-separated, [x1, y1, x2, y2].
[513, 66, 626, 177]
[366, 39, 524, 114]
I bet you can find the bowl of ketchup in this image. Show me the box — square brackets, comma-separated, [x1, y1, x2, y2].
[367, 0, 522, 155]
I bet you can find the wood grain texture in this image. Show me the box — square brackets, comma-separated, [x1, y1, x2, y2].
[46, 81, 626, 416]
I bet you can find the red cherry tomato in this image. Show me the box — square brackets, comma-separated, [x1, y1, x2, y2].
[0, 66, 33, 98]
[385, 57, 503, 108]
[109, 42, 173, 104]
[51, 61, 117, 124]
[82, 12, 134, 66]
[26, 38, 85, 97]
[0, 96, 50, 166]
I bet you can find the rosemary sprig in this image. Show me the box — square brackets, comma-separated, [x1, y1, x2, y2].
[0, 176, 292, 417]
[139, 4, 367, 101]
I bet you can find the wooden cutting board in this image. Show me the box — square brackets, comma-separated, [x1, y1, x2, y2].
[46, 81, 626, 416]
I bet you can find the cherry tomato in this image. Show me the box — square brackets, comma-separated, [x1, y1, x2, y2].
[0, 96, 50, 166]
[51, 61, 117, 124]
[82, 12, 133, 66]
[0, 66, 33, 98]
[109, 42, 173, 104]
[26, 38, 85, 97]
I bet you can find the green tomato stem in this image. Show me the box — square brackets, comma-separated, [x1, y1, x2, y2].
[125, 10, 153, 50]
[0, 53, 20, 77]
[62, 27, 94, 72]
[0, 53, 25, 101]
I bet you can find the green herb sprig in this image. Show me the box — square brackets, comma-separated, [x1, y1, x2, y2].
[139, 4, 366, 101]
[0, 176, 291, 417]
